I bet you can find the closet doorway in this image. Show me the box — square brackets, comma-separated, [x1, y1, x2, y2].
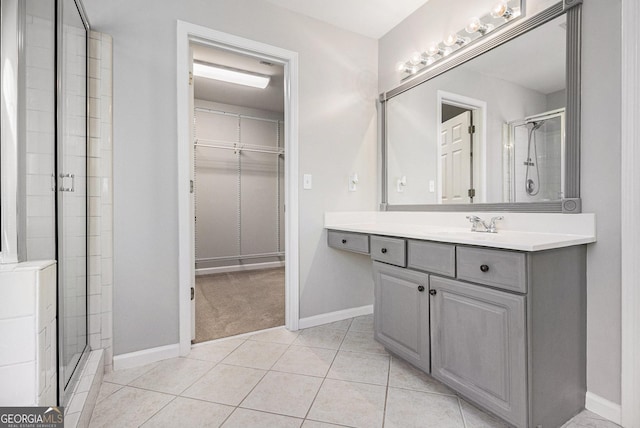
[190, 45, 286, 343]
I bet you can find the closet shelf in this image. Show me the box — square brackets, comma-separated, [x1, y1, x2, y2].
[195, 139, 285, 156]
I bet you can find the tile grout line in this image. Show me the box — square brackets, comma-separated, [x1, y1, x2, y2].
[301, 328, 345, 423]
[136, 394, 179, 427]
[381, 355, 392, 428]
[458, 396, 469, 428]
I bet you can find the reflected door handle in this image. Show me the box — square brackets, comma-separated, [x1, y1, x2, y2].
[59, 173, 75, 192]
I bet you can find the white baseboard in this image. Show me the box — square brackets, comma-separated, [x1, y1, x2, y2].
[196, 261, 285, 276]
[585, 391, 622, 425]
[113, 343, 180, 371]
[298, 304, 373, 330]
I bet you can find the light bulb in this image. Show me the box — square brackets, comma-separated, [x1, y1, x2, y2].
[409, 51, 423, 65]
[396, 61, 408, 72]
[409, 65, 418, 74]
[491, 1, 514, 19]
[443, 33, 468, 47]
[426, 44, 442, 57]
[442, 47, 453, 57]
[465, 17, 492, 35]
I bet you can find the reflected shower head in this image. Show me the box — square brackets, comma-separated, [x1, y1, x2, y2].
[528, 120, 545, 131]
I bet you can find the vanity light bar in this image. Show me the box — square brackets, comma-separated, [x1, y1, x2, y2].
[396, 0, 521, 77]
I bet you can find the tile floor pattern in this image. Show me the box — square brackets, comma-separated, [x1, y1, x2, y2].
[89, 315, 620, 428]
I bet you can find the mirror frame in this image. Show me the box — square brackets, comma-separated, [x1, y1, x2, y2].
[379, 0, 582, 213]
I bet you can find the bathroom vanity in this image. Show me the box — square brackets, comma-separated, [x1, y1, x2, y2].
[325, 211, 596, 428]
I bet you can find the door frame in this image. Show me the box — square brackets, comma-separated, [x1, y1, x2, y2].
[436, 91, 487, 203]
[176, 21, 300, 356]
[621, 0, 640, 425]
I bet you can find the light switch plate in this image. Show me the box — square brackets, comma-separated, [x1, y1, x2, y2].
[303, 174, 312, 189]
[429, 180, 435, 192]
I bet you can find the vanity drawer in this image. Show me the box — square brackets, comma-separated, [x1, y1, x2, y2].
[327, 230, 370, 254]
[457, 246, 527, 293]
[408, 240, 455, 277]
[371, 236, 406, 267]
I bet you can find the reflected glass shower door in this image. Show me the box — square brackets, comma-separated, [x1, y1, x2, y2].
[57, 0, 88, 402]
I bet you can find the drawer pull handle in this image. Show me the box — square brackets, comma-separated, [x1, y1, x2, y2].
[429, 289, 437, 296]
[381, 248, 388, 254]
[418, 285, 425, 292]
[342, 239, 347, 244]
[480, 264, 490, 273]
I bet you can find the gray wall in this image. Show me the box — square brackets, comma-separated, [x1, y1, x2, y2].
[82, 0, 379, 355]
[379, 0, 622, 405]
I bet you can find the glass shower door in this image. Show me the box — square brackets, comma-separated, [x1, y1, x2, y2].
[57, 0, 88, 403]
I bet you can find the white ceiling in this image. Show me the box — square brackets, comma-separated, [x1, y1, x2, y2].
[263, 0, 431, 39]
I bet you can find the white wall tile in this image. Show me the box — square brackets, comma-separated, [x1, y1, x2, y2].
[0, 272, 35, 318]
[0, 362, 36, 406]
[0, 317, 36, 365]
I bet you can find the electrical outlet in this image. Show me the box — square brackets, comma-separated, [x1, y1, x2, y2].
[303, 174, 312, 189]
[429, 180, 435, 192]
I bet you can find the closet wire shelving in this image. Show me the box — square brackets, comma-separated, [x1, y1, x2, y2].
[193, 107, 285, 265]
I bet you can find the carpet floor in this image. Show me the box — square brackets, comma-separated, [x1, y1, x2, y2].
[194, 267, 285, 343]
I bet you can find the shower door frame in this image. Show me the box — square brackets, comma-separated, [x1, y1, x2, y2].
[507, 109, 565, 203]
[56, 0, 91, 407]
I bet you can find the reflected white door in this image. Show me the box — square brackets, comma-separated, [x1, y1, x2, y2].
[440, 111, 472, 204]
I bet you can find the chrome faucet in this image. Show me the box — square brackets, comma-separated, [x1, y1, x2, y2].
[466, 215, 504, 233]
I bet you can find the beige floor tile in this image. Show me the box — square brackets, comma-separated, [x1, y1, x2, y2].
[311, 319, 353, 332]
[222, 408, 302, 428]
[384, 387, 464, 428]
[181, 364, 266, 406]
[339, 330, 387, 354]
[307, 379, 386, 427]
[222, 340, 288, 369]
[460, 400, 508, 428]
[349, 314, 374, 333]
[271, 346, 337, 377]
[96, 381, 122, 403]
[561, 411, 621, 428]
[241, 371, 323, 418]
[102, 361, 160, 385]
[301, 421, 347, 428]
[88, 386, 173, 428]
[293, 327, 347, 350]
[326, 351, 389, 385]
[187, 339, 245, 362]
[129, 357, 214, 395]
[249, 328, 300, 345]
[388, 356, 455, 395]
[140, 396, 234, 427]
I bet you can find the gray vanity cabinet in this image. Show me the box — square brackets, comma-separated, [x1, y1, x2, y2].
[372, 261, 430, 372]
[430, 276, 527, 427]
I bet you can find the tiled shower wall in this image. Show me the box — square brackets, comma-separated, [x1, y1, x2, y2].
[87, 31, 113, 372]
[25, 8, 55, 261]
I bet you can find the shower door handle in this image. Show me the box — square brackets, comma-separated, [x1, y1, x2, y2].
[59, 173, 75, 192]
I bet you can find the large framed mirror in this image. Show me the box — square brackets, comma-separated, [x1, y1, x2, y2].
[380, 1, 582, 213]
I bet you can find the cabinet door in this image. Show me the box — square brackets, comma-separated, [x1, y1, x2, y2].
[373, 261, 429, 372]
[430, 276, 527, 428]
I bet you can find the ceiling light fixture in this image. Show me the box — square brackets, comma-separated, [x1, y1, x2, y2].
[193, 61, 271, 89]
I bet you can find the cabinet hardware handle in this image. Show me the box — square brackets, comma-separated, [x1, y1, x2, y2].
[418, 285, 425, 292]
[342, 239, 347, 244]
[429, 289, 437, 296]
[381, 248, 387, 254]
[480, 264, 490, 272]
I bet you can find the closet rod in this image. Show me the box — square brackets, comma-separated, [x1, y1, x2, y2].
[195, 141, 284, 156]
[196, 252, 285, 263]
[195, 107, 284, 125]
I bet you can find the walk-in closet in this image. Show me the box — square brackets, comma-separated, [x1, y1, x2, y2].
[191, 45, 285, 343]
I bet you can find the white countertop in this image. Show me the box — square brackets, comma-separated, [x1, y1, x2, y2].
[325, 212, 597, 252]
